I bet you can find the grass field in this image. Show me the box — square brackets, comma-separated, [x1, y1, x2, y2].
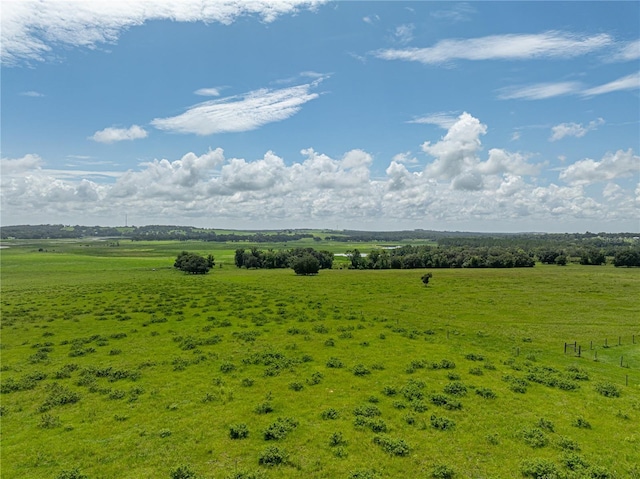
[1, 239, 639, 479]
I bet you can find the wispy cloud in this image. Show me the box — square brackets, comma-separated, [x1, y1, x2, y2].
[89, 125, 148, 143]
[550, 118, 604, 141]
[430, 3, 476, 23]
[194, 87, 222, 97]
[374, 31, 613, 65]
[2, 0, 325, 66]
[151, 81, 323, 135]
[393, 24, 414, 45]
[581, 72, 640, 96]
[408, 112, 458, 129]
[20, 90, 44, 97]
[610, 39, 640, 62]
[497, 82, 582, 100]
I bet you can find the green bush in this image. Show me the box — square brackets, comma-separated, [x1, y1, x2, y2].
[254, 402, 274, 414]
[430, 415, 455, 431]
[263, 417, 298, 440]
[320, 408, 340, 420]
[353, 404, 381, 417]
[55, 468, 88, 479]
[329, 431, 346, 447]
[520, 458, 560, 478]
[229, 423, 249, 439]
[431, 464, 456, 479]
[372, 434, 410, 456]
[352, 364, 371, 376]
[475, 388, 496, 399]
[258, 446, 288, 466]
[521, 427, 549, 448]
[572, 416, 592, 429]
[326, 357, 344, 368]
[170, 465, 199, 479]
[443, 381, 467, 396]
[595, 382, 621, 398]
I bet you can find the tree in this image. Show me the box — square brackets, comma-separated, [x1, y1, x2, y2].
[291, 254, 320, 275]
[421, 272, 433, 286]
[174, 252, 211, 274]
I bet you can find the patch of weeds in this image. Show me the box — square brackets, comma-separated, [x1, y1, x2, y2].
[353, 404, 381, 418]
[469, 367, 483, 376]
[565, 365, 589, 381]
[404, 413, 416, 425]
[320, 408, 339, 420]
[562, 452, 589, 471]
[108, 389, 126, 400]
[352, 364, 371, 376]
[224, 470, 266, 479]
[220, 361, 236, 373]
[572, 416, 591, 429]
[392, 400, 406, 409]
[333, 446, 348, 458]
[229, 423, 249, 439]
[241, 378, 254, 387]
[443, 381, 467, 396]
[594, 382, 620, 398]
[55, 468, 88, 479]
[39, 383, 81, 412]
[114, 414, 128, 422]
[54, 363, 79, 380]
[483, 362, 496, 371]
[411, 399, 428, 412]
[486, 433, 499, 445]
[38, 413, 61, 429]
[329, 431, 347, 447]
[307, 372, 324, 385]
[372, 434, 410, 456]
[402, 379, 425, 401]
[348, 469, 381, 479]
[520, 459, 560, 478]
[289, 382, 304, 391]
[556, 436, 580, 451]
[502, 374, 529, 393]
[521, 427, 549, 448]
[263, 417, 298, 440]
[446, 372, 460, 381]
[159, 429, 172, 438]
[536, 417, 555, 432]
[382, 385, 397, 396]
[370, 362, 385, 370]
[326, 357, 344, 368]
[170, 464, 199, 479]
[475, 388, 496, 399]
[313, 324, 329, 334]
[258, 446, 288, 466]
[430, 415, 456, 431]
[431, 464, 456, 479]
[589, 465, 614, 479]
[254, 401, 274, 415]
[465, 353, 484, 361]
[324, 338, 335, 347]
[109, 349, 122, 356]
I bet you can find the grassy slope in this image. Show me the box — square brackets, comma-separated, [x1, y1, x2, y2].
[1, 240, 639, 479]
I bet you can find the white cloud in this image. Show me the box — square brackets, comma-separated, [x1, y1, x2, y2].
[511, 132, 521, 141]
[408, 112, 458, 129]
[393, 24, 414, 44]
[0, 153, 44, 173]
[151, 81, 322, 135]
[374, 31, 612, 65]
[581, 72, 640, 96]
[392, 151, 418, 165]
[610, 39, 640, 62]
[559, 149, 639, 185]
[19, 90, 44, 97]
[430, 3, 476, 23]
[550, 118, 604, 141]
[363, 15, 380, 25]
[90, 125, 148, 143]
[194, 87, 221, 97]
[498, 82, 582, 100]
[2, 0, 325, 66]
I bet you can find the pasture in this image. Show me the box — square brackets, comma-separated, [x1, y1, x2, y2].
[1, 239, 639, 479]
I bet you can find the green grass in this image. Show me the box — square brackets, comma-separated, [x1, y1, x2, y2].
[1, 240, 639, 479]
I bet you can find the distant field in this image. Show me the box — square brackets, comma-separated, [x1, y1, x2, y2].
[1, 239, 639, 479]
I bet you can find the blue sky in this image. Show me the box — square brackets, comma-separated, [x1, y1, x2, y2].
[1, 1, 639, 232]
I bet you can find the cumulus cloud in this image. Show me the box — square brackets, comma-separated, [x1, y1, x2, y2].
[151, 82, 322, 135]
[1, 153, 44, 173]
[374, 31, 612, 65]
[550, 118, 604, 141]
[90, 125, 148, 143]
[581, 72, 640, 96]
[559, 149, 639, 185]
[2, 0, 325, 66]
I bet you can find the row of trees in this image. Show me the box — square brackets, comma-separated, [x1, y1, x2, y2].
[234, 247, 334, 273]
[174, 251, 215, 274]
[346, 245, 536, 269]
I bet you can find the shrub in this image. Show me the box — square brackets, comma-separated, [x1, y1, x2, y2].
[469, 367, 483, 376]
[263, 417, 298, 440]
[556, 436, 580, 451]
[224, 470, 266, 479]
[520, 458, 560, 478]
[170, 465, 199, 479]
[366, 419, 388, 433]
[589, 465, 613, 479]
[159, 429, 172, 438]
[431, 464, 456, 479]
[325, 357, 343, 368]
[521, 427, 549, 448]
[39, 383, 81, 412]
[446, 372, 460, 381]
[307, 372, 324, 385]
[320, 408, 339, 420]
[220, 361, 236, 373]
[536, 417, 554, 432]
[465, 353, 484, 361]
[475, 388, 496, 399]
[382, 385, 397, 396]
[229, 423, 249, 439]
[254, 402, 274, 414]
[372, 434, 410, 456]
[411, 399, 428, 412]
[443, 381, 467, 396]
[258, 446, 288, 466]
[352, 364, 371, 376]
[565, 365, 589, 381]
[38, 413, 61, 429]
[353, 404, 381, 417]
[562, 452, 589, 471]
[595, 382, 621, 398]
[430, 415, 455, 431]
[572, 416, 592, 429]
[55, 469, 88, 479]
[288, 382, 304, 391]
[329, 431, 346, 447]
[349, 470, 381, 479]
[241, 378, 254, 387]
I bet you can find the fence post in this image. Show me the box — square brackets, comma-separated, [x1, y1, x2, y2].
[564, 342, 567, 354]
[620, 356, 623, 367]
[619, 336, 621, 346]
[605, 338, 608, 347]
[578, 345, 581, 357]
[594, 351, 597, 361]
[590, 340, 593, 350]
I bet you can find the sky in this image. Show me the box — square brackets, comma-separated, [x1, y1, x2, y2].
[1, 0, 639, 232]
